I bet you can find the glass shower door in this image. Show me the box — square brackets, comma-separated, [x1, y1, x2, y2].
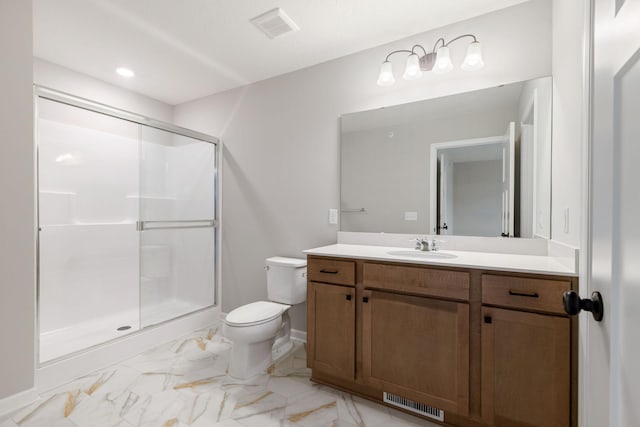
[138, 125, 217, 327]
[37, 97, 140, 362]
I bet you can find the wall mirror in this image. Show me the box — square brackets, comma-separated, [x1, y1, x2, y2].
[340, 76, 552, 238]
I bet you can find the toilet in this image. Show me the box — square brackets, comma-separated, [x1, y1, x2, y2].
[223, 256, 306, 379]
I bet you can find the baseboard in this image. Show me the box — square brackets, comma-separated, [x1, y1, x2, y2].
[291, 328, 307, 343]
[0, 388, 38, 420]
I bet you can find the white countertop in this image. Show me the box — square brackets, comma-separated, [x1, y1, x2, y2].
[303, 244, 577, 277]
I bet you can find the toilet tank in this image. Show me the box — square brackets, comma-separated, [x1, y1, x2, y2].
[265, 257, 307, 305]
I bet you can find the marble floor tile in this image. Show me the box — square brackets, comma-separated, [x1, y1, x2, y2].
[267, 376, 314, 398]
[10, 323, 439, 427]
[283, 388, 339, 427]
[13, 391, 87, 427]
[228, 389, 288, 420]
[176, 390, 228, 426]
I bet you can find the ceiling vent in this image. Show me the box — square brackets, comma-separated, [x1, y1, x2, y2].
[250, 8, 300, 39]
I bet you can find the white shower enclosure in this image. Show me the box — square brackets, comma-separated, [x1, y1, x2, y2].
[35, 87, 219, 363]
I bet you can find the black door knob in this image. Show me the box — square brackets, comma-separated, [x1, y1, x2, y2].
[563, 290, 604, 321]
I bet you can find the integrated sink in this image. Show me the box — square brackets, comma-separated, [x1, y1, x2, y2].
[386, 250, 458, 259]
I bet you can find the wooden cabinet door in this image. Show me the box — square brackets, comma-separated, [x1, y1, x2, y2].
[361, 289, 469, 416]
[481, 307, 570, 427]
[307, 281, 355, 380]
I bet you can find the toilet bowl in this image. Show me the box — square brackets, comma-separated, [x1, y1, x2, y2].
[223, 257, 306, 379]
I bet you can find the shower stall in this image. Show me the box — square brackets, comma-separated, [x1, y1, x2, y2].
[35, 87, 219, 363]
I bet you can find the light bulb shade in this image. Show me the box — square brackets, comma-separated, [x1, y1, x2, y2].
[462, 41, 484, 71]
[377, 61, 395, 86]
[432, 46, 453, 74]
[403, 53, 423, 80]
[432, 46, 454, 74]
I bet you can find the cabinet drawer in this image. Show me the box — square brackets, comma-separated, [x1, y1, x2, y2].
[308, 258, 355, 286]
[482, 274, 571, 315]
[363, 262, 469, 301]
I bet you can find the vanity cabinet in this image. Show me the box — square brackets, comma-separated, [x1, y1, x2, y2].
[360, 262, 471, 415]
[361, 289, 470, 415]
[306, 255, 577, 427]
[480, 274, 572, 427]
[306, 258, 356, 381]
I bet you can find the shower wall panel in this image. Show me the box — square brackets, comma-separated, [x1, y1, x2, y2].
[38, 101, 140, 340]
[139, 127, 216, 327]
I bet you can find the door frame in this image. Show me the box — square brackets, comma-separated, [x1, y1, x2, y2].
[519, 91, 538, 239]
[428, 135, 506, 235]
[578, 1, 594, 427]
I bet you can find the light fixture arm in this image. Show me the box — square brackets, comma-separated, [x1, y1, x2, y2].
[411, 44, 429, 57]
[432, 37, 446, 53]
[444, 34, 478, 47]
[384, 49, 413, 62]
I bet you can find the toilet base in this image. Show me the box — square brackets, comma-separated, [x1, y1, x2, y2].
[224, 306, 296, 380]
[272, 339, 294, 361]
[228, 338, 275, 379]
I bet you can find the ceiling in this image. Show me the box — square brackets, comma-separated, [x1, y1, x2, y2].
[33, 0, 527, 105]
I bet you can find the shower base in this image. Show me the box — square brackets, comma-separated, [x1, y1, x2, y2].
[39, 300, 203, 363]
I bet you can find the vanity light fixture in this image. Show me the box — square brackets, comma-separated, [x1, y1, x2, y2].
[377, 34, 484, 86]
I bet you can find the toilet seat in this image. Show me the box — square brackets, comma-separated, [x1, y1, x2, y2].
[224, 301, 289, 327]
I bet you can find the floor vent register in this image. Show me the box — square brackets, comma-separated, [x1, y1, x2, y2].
[383, 392, 445, 422]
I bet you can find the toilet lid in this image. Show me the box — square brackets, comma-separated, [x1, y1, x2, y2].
[225, 301, 286, 327]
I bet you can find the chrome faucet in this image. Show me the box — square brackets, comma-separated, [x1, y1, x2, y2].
[415, 237, 439, 251]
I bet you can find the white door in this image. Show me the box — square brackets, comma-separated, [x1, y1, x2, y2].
[501, 122, 515, 237]
[587, 0, 640, 426]
[438, 152, 451, 235]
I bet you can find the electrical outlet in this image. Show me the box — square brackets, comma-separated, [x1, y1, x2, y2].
[405, 211, 418, 221]
[329, 208, 338, 225]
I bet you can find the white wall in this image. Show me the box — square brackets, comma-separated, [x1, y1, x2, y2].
[518, 76, 552, 238]
[551, 0, 585, 248]
[0, 0, 35, 399]
[172, 0, 553, 331]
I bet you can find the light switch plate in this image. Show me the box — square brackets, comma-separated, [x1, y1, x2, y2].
[329, 208, 338, 225]
[405, 211, 418, 221]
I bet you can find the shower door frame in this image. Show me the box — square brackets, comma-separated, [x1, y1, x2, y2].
[33, 85, 221, 366]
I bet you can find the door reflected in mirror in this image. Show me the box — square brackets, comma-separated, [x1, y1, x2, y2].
[431, 126, 513, 237]
[340, 76, 552, 238]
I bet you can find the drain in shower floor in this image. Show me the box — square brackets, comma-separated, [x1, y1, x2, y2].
[117, 326, 132, 331]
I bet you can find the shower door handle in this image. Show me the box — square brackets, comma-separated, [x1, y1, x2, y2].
[136, 219, 216, 231]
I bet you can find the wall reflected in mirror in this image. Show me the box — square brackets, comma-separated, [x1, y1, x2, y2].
[340, 76, 552, 238]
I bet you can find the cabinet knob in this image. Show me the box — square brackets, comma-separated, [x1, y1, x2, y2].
[563, 290, 604, 321]
[346, 294, 352, 301]
[484, 316, 492, 324]
[363, 296, 369, 303]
